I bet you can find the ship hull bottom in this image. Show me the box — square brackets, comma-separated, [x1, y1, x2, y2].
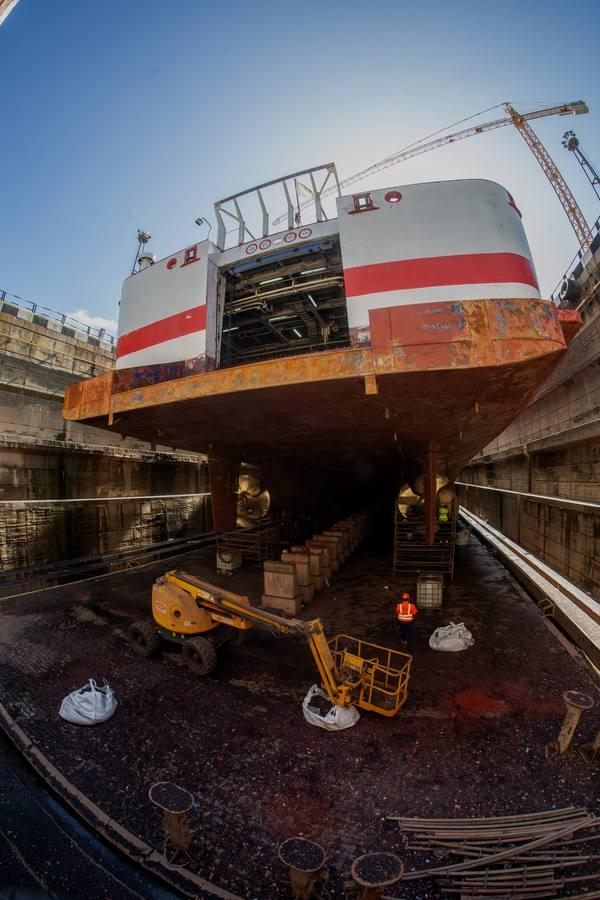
[63, 298, 575, 520]
[199, 352, 564, 519]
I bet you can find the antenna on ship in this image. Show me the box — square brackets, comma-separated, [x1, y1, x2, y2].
[131, 229, 152, 276]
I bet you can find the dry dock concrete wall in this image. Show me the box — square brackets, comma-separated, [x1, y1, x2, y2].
[0, 439, 207, 502]
[458, 306, 600, 597]
[0, 495, 211, 571]
[0, 303, 211, 571]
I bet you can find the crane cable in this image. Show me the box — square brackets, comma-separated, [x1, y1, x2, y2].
[271, 101, 593, 252]
[272, 104, 506, 225]
[365, 103, 505, 168]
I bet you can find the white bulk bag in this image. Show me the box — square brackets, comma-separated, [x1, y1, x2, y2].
[59, 679, 118, 725]
[429, 622, 474, 652]
[302, 684, 360, 731]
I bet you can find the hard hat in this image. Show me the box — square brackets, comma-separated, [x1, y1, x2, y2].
[401, 592, 410, 599]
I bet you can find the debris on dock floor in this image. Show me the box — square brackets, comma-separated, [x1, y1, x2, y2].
[0, 536, 598, 897]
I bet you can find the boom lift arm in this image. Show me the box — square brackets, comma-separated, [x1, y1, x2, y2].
[132, 569, 412, 718]
[164, 570, 344, 705]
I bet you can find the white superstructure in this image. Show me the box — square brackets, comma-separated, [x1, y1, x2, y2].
[116, 170, 539, 373]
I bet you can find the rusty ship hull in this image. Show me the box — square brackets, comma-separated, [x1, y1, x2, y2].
[63, 297, 577, 516]
[63, 173, 581, 528]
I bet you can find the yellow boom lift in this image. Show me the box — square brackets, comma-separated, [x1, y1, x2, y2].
[128, 570, 412, 718]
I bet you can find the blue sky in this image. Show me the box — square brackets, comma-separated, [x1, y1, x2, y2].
[1, 0, 599, 334]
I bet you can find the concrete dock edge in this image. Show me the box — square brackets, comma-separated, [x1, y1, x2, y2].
[0, 701, 241, 899]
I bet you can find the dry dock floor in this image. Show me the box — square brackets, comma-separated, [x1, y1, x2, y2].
[0, 533, 598, 897]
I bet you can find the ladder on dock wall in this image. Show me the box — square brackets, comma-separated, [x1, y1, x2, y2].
[393, 506, 456, 578]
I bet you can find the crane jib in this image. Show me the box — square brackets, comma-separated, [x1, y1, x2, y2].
[275, 100, 591, 251]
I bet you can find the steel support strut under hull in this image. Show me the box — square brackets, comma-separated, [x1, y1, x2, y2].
[207, 456, 240, 532]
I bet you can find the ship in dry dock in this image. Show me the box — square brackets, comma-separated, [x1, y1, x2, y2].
[63, 164, 581, 540]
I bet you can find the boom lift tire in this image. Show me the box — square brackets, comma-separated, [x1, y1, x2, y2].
[128, 621, 161, 657]
[182, 636, 218, 676]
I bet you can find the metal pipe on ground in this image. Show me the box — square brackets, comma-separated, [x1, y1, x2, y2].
[403, 820, 588, 838]
[388, 806, 584, 825]
[386, 806, 587, 831]
[400, 819, 597, 881]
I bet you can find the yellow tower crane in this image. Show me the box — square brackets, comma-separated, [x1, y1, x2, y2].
[504, 103, 592, 249]
[276, 101, 592, 250]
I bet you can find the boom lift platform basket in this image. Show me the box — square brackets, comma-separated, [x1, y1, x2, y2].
[329, 634, 412, 717]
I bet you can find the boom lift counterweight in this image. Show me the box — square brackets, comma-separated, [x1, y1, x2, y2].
[128, 570, 412, 718]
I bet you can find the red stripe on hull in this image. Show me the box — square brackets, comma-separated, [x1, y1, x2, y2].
[344, 252, 539, 297]
[117, 305, 206, 358]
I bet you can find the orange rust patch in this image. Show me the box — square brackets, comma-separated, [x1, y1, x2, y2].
[557, 308, 583, 345]
[60, 298, 569, 478]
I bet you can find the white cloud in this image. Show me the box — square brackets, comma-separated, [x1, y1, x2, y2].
[68, 309, 118, 335]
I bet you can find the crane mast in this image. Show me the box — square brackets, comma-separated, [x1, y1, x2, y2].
[505, 104, 593, 250]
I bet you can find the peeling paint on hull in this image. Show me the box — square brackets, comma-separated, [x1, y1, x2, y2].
[63, 299, 578, 482]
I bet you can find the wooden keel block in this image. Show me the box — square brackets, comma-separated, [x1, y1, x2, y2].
[323, 532, 346, 564]
[313, 536, 339, 570]
[306, 540, 332, 578]
[263, 560, 297, 599]
[280, 550, 312, 587]
[335, 523, 355, 553]
[261, 594, 302, 615]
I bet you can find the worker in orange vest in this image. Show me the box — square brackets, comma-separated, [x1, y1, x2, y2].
[396, 592, 418, 648]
